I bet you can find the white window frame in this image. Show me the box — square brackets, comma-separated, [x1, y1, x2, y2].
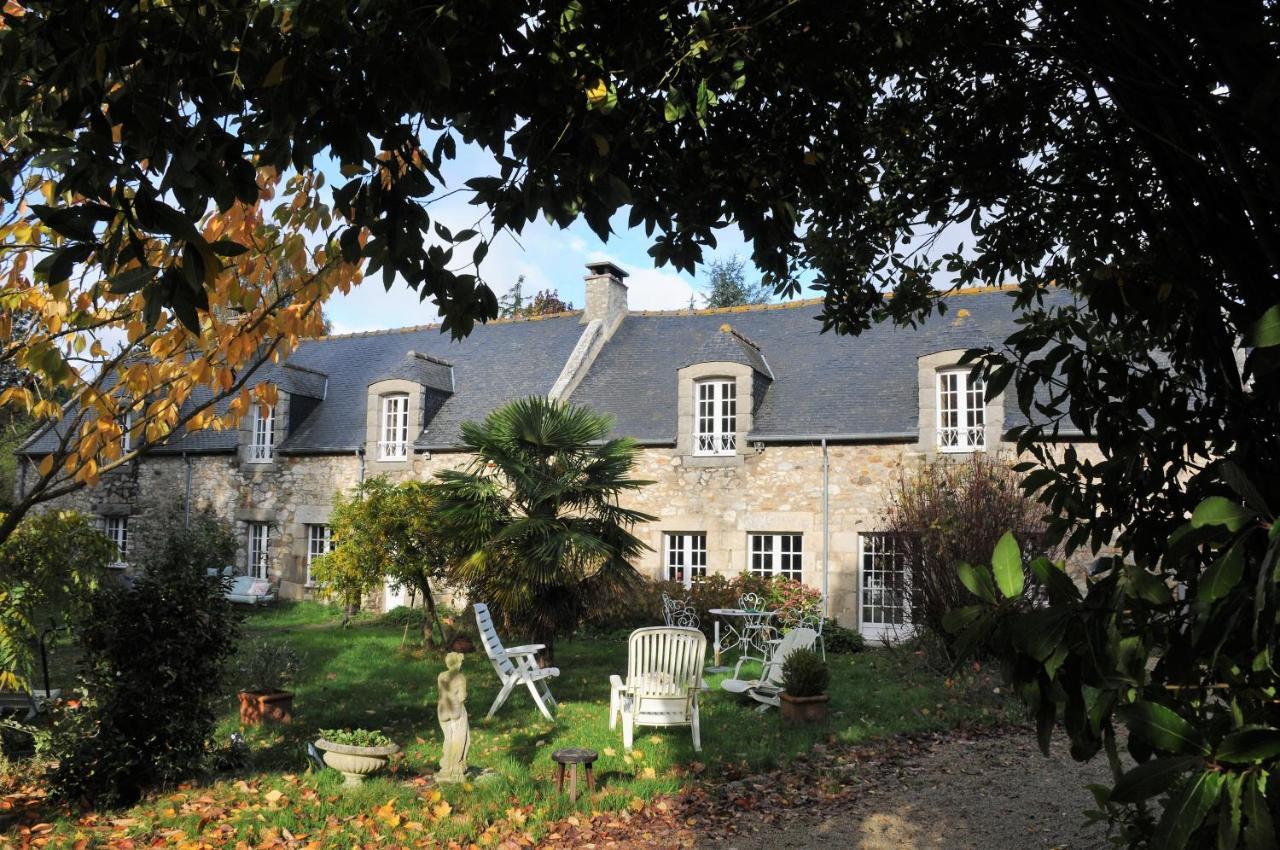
[379, 393, 410, 460]
[748, 533, 803, 581]
[247, 522, 270, 579]
[120, 410, 134, 454]
[664, 532, 707, 588]
[249, 402, 275, 463]
[102, 515, 128, 568]
[858, 532, 913, 640]
[936, 368, 986, 452]
[305, 524, 334, 587]
[694, 379, 737, 456]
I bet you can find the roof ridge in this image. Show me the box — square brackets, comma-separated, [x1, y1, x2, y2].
[718, 323, 763, 352]
[631, 283, 1026, 319]
[322, 309, 584, 340]
[407, 350, 454, 368]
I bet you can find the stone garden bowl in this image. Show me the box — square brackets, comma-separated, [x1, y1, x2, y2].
[314, 738, 400, 787]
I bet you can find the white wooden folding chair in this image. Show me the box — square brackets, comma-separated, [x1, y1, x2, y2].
[473, 603, 559, 720]
[609, 627, 707, 751]
[721, 627, 817, 711]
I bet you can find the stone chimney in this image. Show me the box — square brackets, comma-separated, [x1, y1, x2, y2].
[581, 261, 629, 334]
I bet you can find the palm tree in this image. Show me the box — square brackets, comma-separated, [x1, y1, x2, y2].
[434, 396, 654, 664]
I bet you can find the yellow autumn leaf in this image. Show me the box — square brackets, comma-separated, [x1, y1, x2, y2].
[628, 796, 645, 812]
[585, 78, 609, 103]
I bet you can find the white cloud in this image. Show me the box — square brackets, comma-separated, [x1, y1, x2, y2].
[619, 265, 701, 311]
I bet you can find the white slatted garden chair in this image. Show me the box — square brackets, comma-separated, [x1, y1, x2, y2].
[721, 627, 817, 711]
[473, 603, 559, 721]
[609, 627, 707, 751]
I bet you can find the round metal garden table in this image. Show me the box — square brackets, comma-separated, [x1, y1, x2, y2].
[707, 607, 777, 670]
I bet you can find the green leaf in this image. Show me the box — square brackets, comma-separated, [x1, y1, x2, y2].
[1201, 540, 1247, 606]
[1217, 727, 1280, 764]
[1010, 607, 1071, 662]
[1191, 497, 1255, 533]
[956, 561, 996, 604]
[941, 604, 985, 634]
[1220, 773, 1242, 850]
[1155, 770, 1223, 850]
[1245, 304, 1280, 348]
[1111, 755, 1203, 803]
[992, 531, 1024, 599]
[1120, 701, 1209, 755]
[1243, 772, 1276, 850]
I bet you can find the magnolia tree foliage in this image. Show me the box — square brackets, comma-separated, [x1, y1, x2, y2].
[433, 396, 653, 664]
[309, 477, 457, 643]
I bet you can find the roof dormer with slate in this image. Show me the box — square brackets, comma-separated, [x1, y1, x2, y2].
[365, 351, 455, 469]
[670, 322, 773, 466]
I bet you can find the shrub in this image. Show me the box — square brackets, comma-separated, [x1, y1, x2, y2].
[885, 454, 1054, 653]
[131, 502, 237, 575]
[0, 510, 112, 691]
[823, 620, 866, 654]
[236, 640, 300, 693]
[780, 648, 829, 697]
[318, 728, 394, 748]
[47, 558, 240, 807]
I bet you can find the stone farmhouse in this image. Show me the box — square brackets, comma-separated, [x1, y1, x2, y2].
[18, 262, 1087, 639]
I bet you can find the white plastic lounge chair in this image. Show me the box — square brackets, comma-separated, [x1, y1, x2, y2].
[225, 575, 277, 605]
[609, 627, 707, 751]
[473, 603, 559, 720]
[721, 627, 817, 711]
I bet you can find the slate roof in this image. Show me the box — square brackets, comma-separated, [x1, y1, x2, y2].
[569, 287, 1074, 442]
[20, 286, 1078, 457]
[683, 325, 774, 379]
[21, 313, 584, 456]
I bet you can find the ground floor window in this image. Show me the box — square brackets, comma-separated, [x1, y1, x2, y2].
[664, 532, 707, 587]
[247, 522, 270, 579]
[748, 533, 803, 581]
[859, 532, 911, 638]
[102, 515, 128, 566]
[305, 524, 334, 586]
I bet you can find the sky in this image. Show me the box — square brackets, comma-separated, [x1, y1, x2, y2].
[322, 142, 762, 335]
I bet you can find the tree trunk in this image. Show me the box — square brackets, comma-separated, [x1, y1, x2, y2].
[415, 576, 446, 648]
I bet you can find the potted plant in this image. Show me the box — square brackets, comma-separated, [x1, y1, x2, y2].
[779, 647, 830, 723]
[314, 728, 400, 786]
[236, 640, 300, 725]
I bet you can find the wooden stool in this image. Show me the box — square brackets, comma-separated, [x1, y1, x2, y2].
[551, 747, 598, 803]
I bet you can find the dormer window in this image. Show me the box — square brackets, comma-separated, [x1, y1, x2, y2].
[249, 402, 275, 462]
[694, 379, 736, 456]
[937, 369, 985, 452]
[380, 393, 410, 459]
[120, 410, 134, 454]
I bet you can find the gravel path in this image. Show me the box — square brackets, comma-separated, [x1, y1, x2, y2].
[717, 730, 1114, 850]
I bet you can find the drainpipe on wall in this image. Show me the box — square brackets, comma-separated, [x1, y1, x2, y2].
[822, 438, 830, 619]
[183, 453, 193, 528]
[357, 447, 365, 483]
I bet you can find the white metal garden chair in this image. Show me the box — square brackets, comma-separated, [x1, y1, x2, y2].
[721, 627, 817, 711]
[661, 592, 699, 629]
[769, 601, 827, 660]
[737, 592, 774, 659]
[473, 603, 559, 721]
[609, 627, 707, 751]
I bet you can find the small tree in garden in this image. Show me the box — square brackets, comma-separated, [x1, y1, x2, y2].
[310, 477, 456, 645]
[434, 396, 653, 664]
[885, 454, 1053, 654]
[0, 511, 113, 691]
[49, 549, 239, 807]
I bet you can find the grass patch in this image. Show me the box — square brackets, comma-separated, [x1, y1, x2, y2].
[19, 603, 1013, 845]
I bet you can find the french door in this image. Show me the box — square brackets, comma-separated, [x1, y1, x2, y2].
[858, 532, 913, 642]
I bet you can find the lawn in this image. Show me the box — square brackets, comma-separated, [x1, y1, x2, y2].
[8, 603, 1014, 847]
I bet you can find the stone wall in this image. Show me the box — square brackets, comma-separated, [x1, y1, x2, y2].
[28, 437, 1102, 629]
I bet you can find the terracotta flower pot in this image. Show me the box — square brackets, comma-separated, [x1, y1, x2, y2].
[314, 738, 400, 787]
[238, 690, 294, 725]
[780, 692, 829, 723]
